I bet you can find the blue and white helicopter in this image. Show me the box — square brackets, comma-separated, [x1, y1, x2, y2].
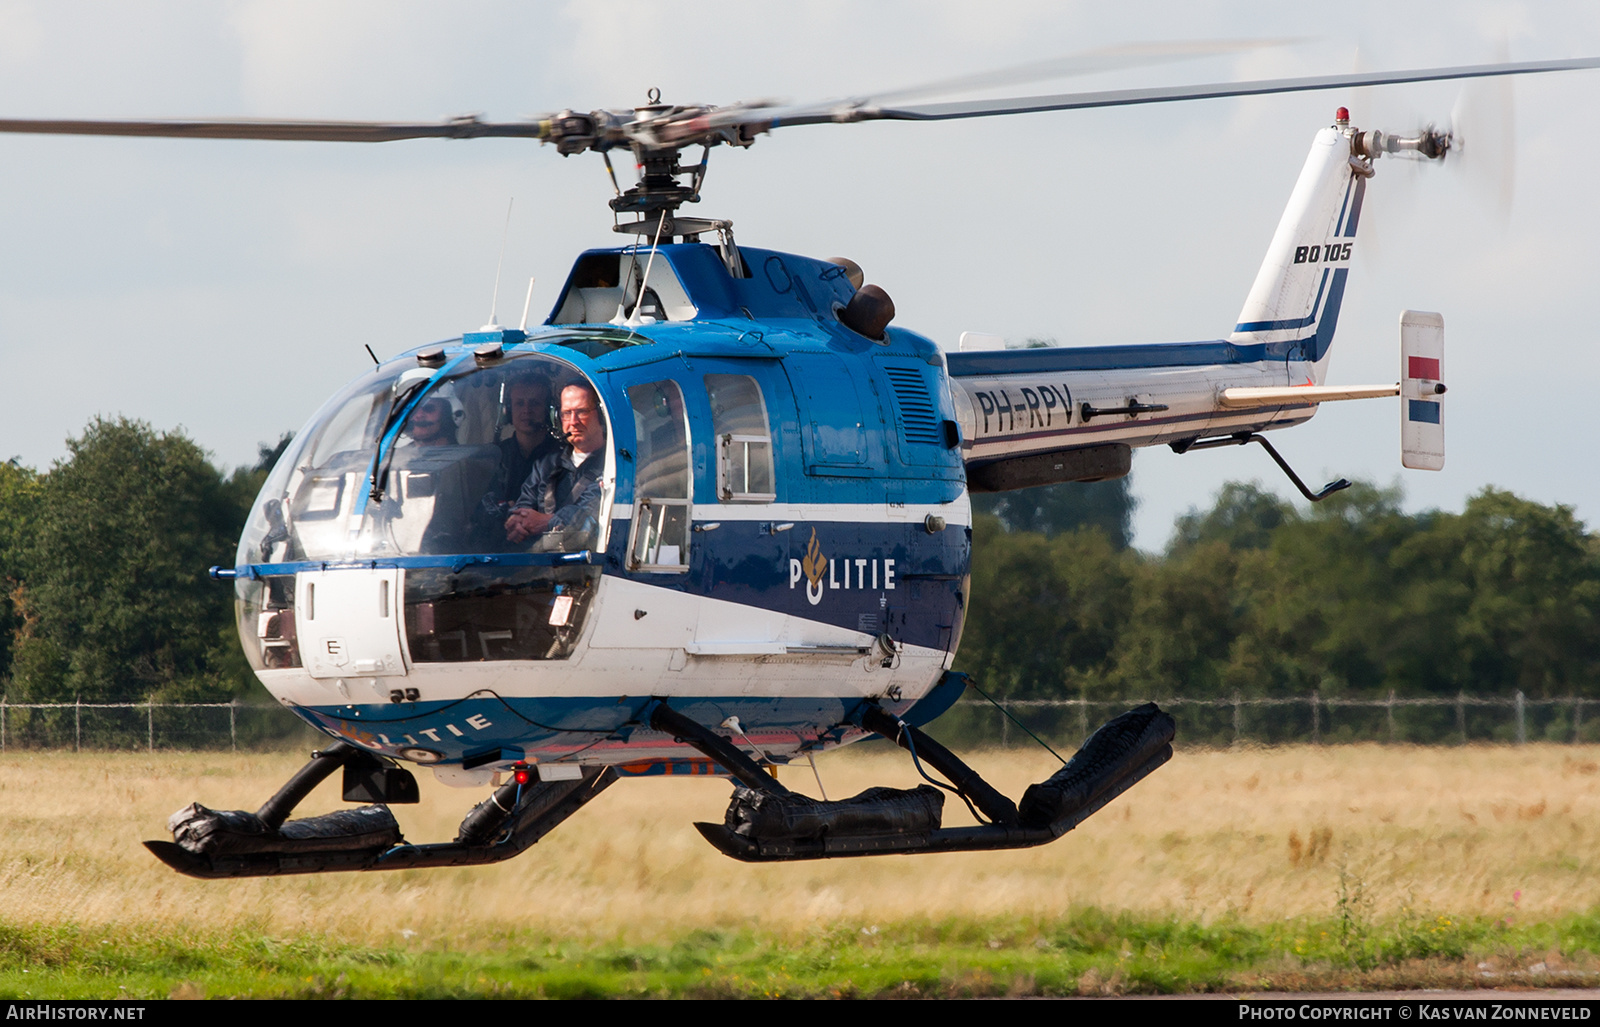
[4, 55, 1592, 877]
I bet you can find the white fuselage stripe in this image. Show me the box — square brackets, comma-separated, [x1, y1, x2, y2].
[609, 499, 973, 526]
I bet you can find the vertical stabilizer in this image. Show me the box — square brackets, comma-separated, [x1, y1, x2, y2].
[1230, 125, 1366, 384]
[1400, 310, 1445, 470]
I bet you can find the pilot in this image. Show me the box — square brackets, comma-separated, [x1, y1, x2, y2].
[504, 382, 606, 549]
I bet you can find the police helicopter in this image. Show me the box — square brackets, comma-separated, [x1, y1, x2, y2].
[3, 53, 1595, 877]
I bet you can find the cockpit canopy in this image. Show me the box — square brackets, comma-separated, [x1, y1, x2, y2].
[239, 350, 613, 567]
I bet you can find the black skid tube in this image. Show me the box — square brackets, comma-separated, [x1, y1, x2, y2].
[145, 763, 617, 878]
[856, 705, 1018, 825]
[696, 703, 1174, 862]
[371, 767, 618, 872]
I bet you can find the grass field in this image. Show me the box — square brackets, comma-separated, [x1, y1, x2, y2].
[2, 742, 1599, 997]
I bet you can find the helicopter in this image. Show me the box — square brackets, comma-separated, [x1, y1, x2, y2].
[3, 53, 1595, 877]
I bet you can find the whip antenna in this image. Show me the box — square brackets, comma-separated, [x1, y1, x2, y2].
[627, 214, 667, 327]
[485, 197, 514, 328]
[518, 277, 537, 331]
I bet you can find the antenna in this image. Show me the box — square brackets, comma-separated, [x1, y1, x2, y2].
[518, 277, 537, 331]
[626, 215, 667, 327]
[484, 197, 514, 329]
[610, 233, 646, 325]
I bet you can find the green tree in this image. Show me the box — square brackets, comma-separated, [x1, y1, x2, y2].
[953, 476, 1600, 746]
[1112, 539, 1246, 698]
[1222, 482, 1428, 697]
[20, 418, 249, 702]
[1170, 481, 1295, 554]
[1444, 489, 1600, 698]
[971, 476, 1136, 547]
[956, 515, 1134, 700]
[0, 460, 43, 686]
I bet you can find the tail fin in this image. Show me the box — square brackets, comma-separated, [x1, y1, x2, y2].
[1230, 125, 1367, 384]
[1400, 310, 1445, 470]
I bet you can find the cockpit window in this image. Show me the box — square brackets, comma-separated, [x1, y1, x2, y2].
[238, 351, 613, 566]
[551, 251, 698, 325]
[706, 374, 776, 502]
[625, 380, 692, 572]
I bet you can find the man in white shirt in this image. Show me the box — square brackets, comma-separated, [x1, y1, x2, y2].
[504, 383, 605, 548]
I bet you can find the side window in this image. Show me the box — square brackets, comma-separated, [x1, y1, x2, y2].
[706, 374, 776, 503]
[626, 380, 692, 572]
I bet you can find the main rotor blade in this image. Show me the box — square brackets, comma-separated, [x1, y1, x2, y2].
[0, 115, 552, 142]
[742, 56, 1600, 129]
[871, 57, 1600, 122]
[867, 38, 1303, 106]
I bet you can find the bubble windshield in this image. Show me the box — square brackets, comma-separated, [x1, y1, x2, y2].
[239, 349, 614, 566]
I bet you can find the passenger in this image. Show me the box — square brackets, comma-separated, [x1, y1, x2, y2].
[480, 373, 558, 522]
[405, 395, 458, 446]
[504, 382, 606, 550]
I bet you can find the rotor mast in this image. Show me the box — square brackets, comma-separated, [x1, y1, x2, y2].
[540, 90, 756, 243]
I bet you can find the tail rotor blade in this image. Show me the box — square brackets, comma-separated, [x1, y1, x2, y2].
[1449, 41, 1518, 226]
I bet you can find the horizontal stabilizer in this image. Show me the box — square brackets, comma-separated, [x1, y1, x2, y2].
[1220, 383, 1400, 408]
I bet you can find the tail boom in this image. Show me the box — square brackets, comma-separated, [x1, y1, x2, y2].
[948, 118, 1372, 484]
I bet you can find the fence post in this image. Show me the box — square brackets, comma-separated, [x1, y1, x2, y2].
[1311, 690, 1321, 745]
[1077, 700, 1088, 744]
[1232, 692, 1242, 747]
[74, 697, 80, 753]
[1516, 690, 1526, 745]
[1386, 690, 1396, 744]
[1576, 698, 1584, 745]
[230, 701, 237, 753]
[1001, 705, 1010, 748]
[1457, 692, 1466, 746]
[147, 703, 153, 752]
[1, 697, 6, 753]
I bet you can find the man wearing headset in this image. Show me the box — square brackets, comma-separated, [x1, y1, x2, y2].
[505, 382, 605, 550]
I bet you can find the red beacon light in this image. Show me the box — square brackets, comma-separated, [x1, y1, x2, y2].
[512, 762, 532, 785]
[1335, 107, 1350, 124]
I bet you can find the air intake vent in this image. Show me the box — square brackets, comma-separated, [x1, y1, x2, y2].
[882, 364, 941, 446]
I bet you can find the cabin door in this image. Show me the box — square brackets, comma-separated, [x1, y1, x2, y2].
[295, 568, 408, 679]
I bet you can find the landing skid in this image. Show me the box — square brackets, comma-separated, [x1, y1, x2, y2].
[146, 699, 1172, 877]
[651, 698, 1175, 863]
[145, 740, 616, 878]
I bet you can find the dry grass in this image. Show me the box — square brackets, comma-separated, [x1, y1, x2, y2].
[1, 743, 1596, 945]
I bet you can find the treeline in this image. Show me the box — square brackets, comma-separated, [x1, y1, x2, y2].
[0, 418, 286, 705]
[960, 481, 1600, 706]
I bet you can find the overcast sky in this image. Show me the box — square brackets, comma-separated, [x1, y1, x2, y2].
[1, 1, 1598, 549]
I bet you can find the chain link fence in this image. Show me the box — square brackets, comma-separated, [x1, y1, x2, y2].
[1, 692, 1596, 752]
[946, 691, 1600, 749]
[0, 700, 319, 752]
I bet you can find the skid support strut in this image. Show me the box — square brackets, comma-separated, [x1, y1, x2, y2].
[671, 696, 1176, 862]
[856, 705, 1018, 825]
[646, 699, 791, 796]
[145, 743, 617, 879]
